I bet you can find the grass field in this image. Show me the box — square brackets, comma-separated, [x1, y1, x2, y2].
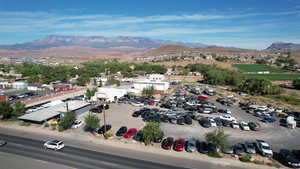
[243, 74, 300, 81]
[233, 64, 286, 73]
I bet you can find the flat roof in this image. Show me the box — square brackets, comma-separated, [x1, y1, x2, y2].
[19, 100, 90, 123]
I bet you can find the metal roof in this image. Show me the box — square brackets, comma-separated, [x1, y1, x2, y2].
[19, 100, 90, 123]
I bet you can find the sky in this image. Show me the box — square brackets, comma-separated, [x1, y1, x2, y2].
[0, 0, 300, 49]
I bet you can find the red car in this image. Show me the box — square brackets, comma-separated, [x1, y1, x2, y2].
[173, 139, 185, 151]
[123, 128, 138, 138]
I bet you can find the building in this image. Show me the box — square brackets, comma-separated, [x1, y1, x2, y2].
[133, 80, 169, 94]
[147, 74, 165, 81]
[12, 82, 28, 89]
[19, 100, 90, 124]
[92, 86, 139, 102]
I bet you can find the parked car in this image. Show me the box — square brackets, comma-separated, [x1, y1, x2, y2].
[234, 143, 245, 156]
[162, 137, 174, 150]
[255, 140, 273, 157]
[71, 120, 84, 129]
[223, 146, 234, 154]
[220, 115, 236, 122]
[184, 115, 193, 125]
[0, 140, 7, 147]
[240, 121, 250, 131]
[133, 130, 144, 142]
[248, 122, 261, 131]
[124, 128, 138, 138]
[207, 143, 220, 153]
[197, 141, 209, 154]
[97, 124, 112, 134]
[199, 118, 211, 128]
[186, 138, 197, 152]
[208, 118, 217, 127]
[262, 117, 276, 123]
[116, 126, 127, 136]
[279, 149, 300, 168]
[132, 111, 141, 117]
[243, 141, 256, 154]
[177, 117, 185, 125]
[173, 138, 185, 151]
[231, 122, 240, 129]
[43, 140, 64, 150]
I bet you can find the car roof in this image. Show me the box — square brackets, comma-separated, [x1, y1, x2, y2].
[51, 140, 63, 143]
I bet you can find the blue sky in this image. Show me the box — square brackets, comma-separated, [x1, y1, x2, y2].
[0, 0, 300, 49]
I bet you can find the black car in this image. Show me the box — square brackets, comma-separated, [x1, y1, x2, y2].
[207, 143, 220, 153]
[248, 122, 261, 131]
[0, 140, 7, 147]
[160, 115, 169, 123]
[133, 130, 144, 142]
[214, 118, 223, 126]
[279, 149, 300, 168]
[197, 141, 209, 154]
[132, 111, 141, 117]
[116, 126, 127, 136]
[234, 143, 245, 156]
[199, 118, 211, 128]
[221, 119, 231, 127]
[153, 133, 164, 143]
[177, 117, 185, 125]
[184, 115, 193, 125]
[162, 137, 174, 150]
[97, 124, 112, 134]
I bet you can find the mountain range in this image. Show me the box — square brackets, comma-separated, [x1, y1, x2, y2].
[265, 42, 300, 51]
[0, 35, 208, 50]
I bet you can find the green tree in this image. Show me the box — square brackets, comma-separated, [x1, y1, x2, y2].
[0, 102, 13, 119]
[85, 88, 97, 100]
[84, 113, 100, 132]
[12, 101, 26, 117]
[206, 128, 229, 152]
[293, 79, 300, 90]
[142, 86, 155, 98]
[59, 111, 76, 130]
[142, 122, 164, 145]
[239, 78, 282, 95]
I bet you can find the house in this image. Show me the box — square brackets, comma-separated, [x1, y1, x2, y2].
[133, 80, 169, 94]
[92, 86, 139, 102]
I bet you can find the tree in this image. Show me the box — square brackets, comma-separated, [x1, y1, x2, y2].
[84, 113, 100, 132]
[142, 122, 164, 145]
[106, 77, 120, 86]
[85, 88, 97, 100]
[239, 78, 282, 95]
[12, 101, 26, 117]
[293, 79, 300, 90]
[142, 86, 155, 98]
[0, 101, 13, 119]
[59, 111, 76, 130]
[205, 128, 229, 152]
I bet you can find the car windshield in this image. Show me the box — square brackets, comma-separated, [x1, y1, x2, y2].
[262, 146, 271, 150]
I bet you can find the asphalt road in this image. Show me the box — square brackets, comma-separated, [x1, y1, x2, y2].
[0, 133, 188, 169]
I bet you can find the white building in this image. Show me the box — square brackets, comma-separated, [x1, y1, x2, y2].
[12, 82, 28, 89]
[92, 86, 139, 102]
[133, 80, 169, 93]
[147, 74, 165, 81]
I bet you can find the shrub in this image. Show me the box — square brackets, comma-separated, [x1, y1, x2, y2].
[205, 128, 229, 152]
[104, 132, 114, 139]
[51, 125, 56, 130]
[58, 126, 64, 132]
[207, 152, 222, 158]
[19, 121, 31, 126]
[142, 122, 164, 145]
[239, 154, 251, 162]
[44, 123, 49, 127]
[84, 113, 100, 132]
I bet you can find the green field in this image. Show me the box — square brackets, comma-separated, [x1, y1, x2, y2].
[233, 64, 286, 73]
[243, 74, 300, 81]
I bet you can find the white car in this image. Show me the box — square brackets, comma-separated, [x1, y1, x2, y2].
[44, 140, 64, 150]
[220, 115, 236, 122]
[71, 120, 84, 129]
[209, 119, 217, 127]
[240, 121, 250, 131]
[255, 140, 273, 157]
[231, 122, 240, 129]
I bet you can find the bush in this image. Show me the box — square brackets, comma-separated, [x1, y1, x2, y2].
[59, 111, 76, 130]
[44, 123, 49, 127]
[84, 113, 100, 132]
[142, 122, 164, 145]
[58, 126, 64, 132]
[104, 132, 114, 139]
[207, 152, 222, 158]
[51, 125, 56, 130]
[205, 128, 229, 152]
[19, 121, 31, 126]
[239, 154, 251, 162]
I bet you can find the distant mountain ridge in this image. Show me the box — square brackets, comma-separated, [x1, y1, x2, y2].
[265, 42, 300, 51]
[0, 35, 209, 50]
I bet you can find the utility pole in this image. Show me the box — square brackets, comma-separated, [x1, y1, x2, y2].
[103, 100, 107, 137]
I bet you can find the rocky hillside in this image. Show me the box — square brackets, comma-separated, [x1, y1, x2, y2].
[265, 42, 300, 51]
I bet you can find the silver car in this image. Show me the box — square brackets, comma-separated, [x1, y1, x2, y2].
[186, 139, 197, 152]
[243, 141, 256, 154]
